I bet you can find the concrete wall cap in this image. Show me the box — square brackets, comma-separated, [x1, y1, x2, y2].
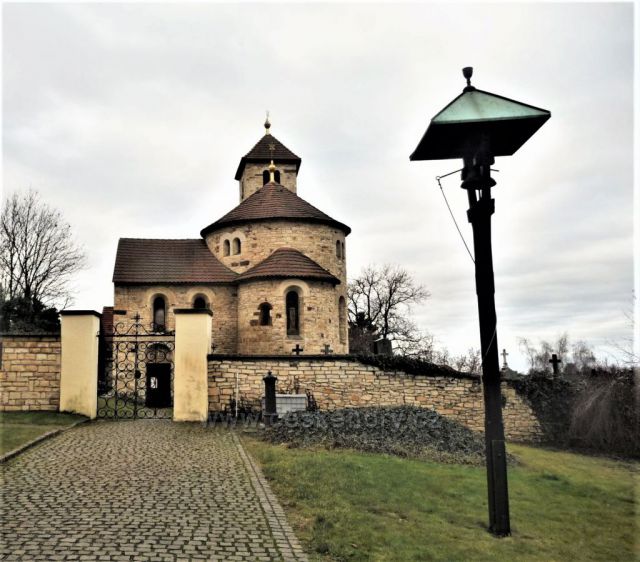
[59, 310, 102, 318]
[0, 332, 60, 338]
[208, 353, 355, 361]
[174, 308, 214, 316]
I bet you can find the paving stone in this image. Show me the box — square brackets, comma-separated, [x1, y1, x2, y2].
[1, 421, 307, 561]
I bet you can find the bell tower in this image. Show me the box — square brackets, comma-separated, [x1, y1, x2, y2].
[234, 116, 302, 202]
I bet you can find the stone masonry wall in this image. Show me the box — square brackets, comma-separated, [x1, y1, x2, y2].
[204, 221, 348, 282]
[114, 284, 237, 353]
[237, 280, 347, 355]
[0, 335, 61, 411]
[240, 162, 298, 200]
[208, 358, 542, 442]
[203, 220, 349, 355]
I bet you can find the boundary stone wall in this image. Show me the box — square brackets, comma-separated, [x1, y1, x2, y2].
[0, 334, 61, 411]
[208, 356, 542, 442]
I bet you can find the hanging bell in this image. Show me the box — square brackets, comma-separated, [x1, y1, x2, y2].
[461, 162, 496, 190]
[461, 145, 496, 190]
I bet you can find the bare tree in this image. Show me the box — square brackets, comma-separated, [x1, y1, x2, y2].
[392, 325, 436, 358]
[571, 340, 597, 372]
[519, 333, 597, 374]
[415, 344, 482, 374]
[0, 190, 87, 308]
[607, 297, 638, 367]
[347, 264, 430, 353]
[519, 335, 558, 373]
[451, 347, 482, 374]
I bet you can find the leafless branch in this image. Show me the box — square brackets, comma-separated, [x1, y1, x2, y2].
[347, 264, 430, 352]
[0, 190, 87, 308]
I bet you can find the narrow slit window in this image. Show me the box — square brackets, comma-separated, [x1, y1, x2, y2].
[153, 296, 166, 332]
[339, 296, 347, 344]
[286, 291, 300, 336]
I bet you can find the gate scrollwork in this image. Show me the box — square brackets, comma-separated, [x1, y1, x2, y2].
[97, 314, 175, 419]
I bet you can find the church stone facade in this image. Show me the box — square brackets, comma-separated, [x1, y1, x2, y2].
[112, 120, 350, 355]
[1, 122, 544, 439]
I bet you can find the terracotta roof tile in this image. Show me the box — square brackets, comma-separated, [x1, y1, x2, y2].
[234, 133, 301, 180]
[113, 239, 237, 284]
[200, 182, 351, 236]
[236, 248, 340, 285]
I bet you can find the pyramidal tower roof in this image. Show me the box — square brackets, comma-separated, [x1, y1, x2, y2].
[234, 120, 301, 180]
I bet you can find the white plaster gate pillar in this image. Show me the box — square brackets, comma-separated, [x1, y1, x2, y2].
[59, 310, 101, 419]
[173, 309, 212, 422]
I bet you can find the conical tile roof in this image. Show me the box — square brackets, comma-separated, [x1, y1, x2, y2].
[236, 248, 340, 284]
[200, 182, 351, 236]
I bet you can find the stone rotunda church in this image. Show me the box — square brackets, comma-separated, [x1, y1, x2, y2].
[112, 118, 351, 355]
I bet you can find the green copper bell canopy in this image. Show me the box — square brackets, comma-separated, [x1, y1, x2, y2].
[410, 67, 551, 162]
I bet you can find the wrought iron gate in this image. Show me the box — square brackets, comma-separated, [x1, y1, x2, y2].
[97, 314, 175, 419]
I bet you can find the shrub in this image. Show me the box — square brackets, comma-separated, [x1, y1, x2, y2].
[0, 296, 60, 333]
[509, 371, 577, 442]
[354, 353, 467, 378]
[511, 368, 638, 458]
[568, 369, 638, 457]
[260, 405, 506, 465]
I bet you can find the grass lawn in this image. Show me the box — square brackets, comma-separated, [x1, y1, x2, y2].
[0, 411, 87, 455]
[243, 436, 638, 561]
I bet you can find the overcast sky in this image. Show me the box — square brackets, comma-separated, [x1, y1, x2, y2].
[2, 2, 635, 372]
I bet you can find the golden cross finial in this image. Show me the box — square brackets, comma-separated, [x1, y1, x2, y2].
[268, 160, 276, 183]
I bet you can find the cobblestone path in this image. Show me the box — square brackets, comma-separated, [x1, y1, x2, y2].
[0, 421, 307, 561]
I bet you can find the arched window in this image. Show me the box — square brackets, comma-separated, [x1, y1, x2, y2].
[336, 240, 342, 258]
[223, 240, 230, 256]
[193, 296, 207, 309]
[153, 296, 166, 332]
[286, 290, 300, 336]
[232, 238, 241, 255]
[339, 296, 347, 344]
[263, 169, 281, 184]
[258, 302, 272, 326]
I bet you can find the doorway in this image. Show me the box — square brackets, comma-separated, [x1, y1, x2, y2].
[146, 363, 172, 409]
